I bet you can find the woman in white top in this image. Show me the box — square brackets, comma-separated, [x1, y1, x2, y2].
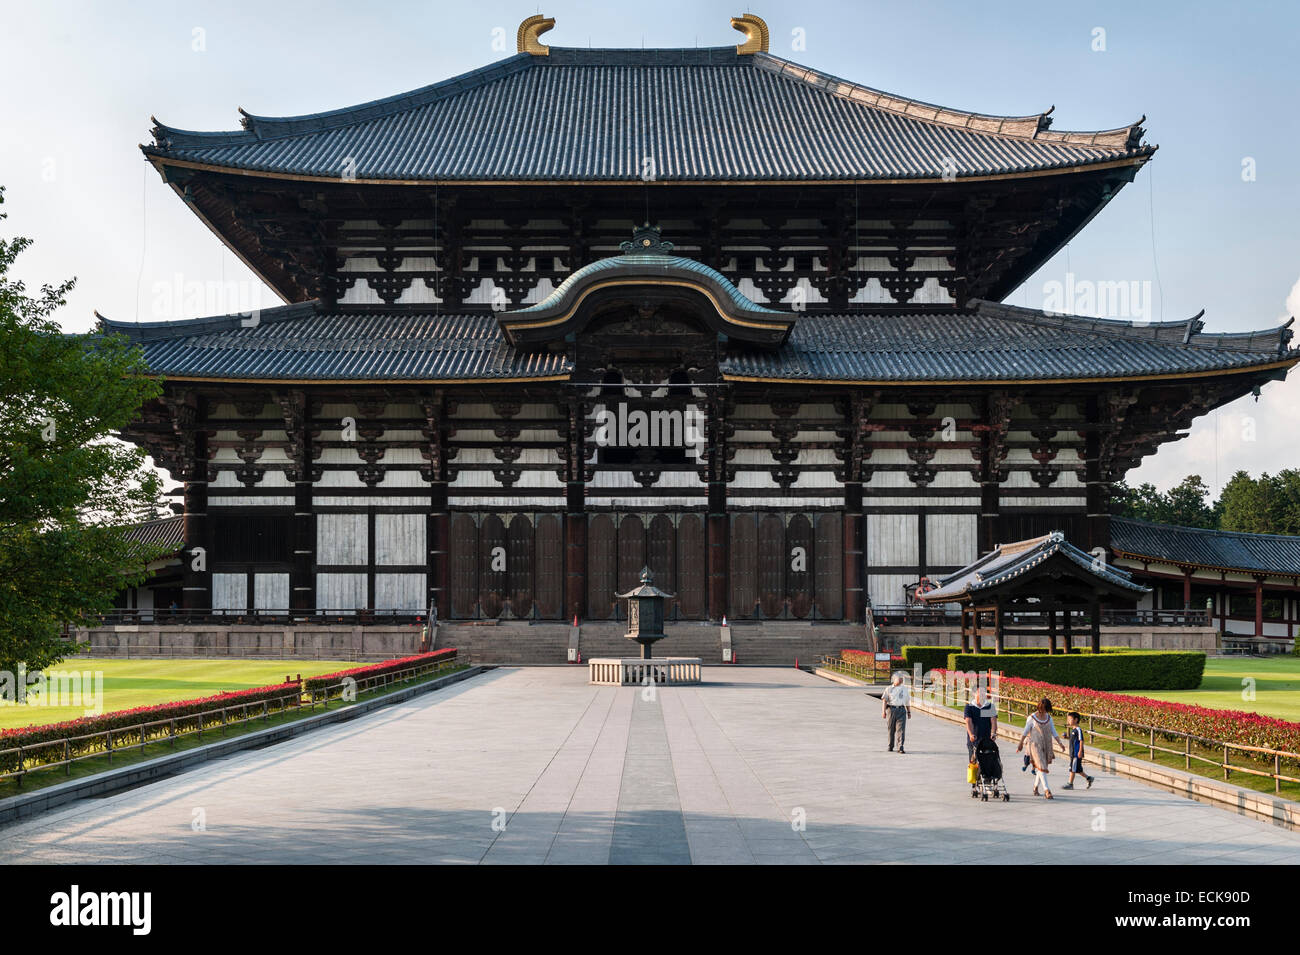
[1016, 697, 1066, 798]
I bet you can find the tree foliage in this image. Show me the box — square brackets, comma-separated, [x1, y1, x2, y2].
[0, 185, 168, 675]
[1114, 470, 1300, 536]
[1111, 474, 1220, 529]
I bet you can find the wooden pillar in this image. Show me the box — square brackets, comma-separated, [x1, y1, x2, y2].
[1062, 607, 1073, 652]
[277, 391, 317, 616]
[1218, 574, 1227, 632]
[843, 483, 864, 624]
[1047, 606, 1057, 655]
[1182, 567, 1193, 609]
[1089, 596, 1101, 653]
[841, 393, 867, 624]
[978, 413, 1000, 555]
[1254, 576, 1265, 638]
[1083, 395, 1109, 553]
[960, 605, 970, 653]
[181, 406, 210, 613]
[705, 397, 730, 621]
[993, 598, 1005, 655]
[419, 392, 449, 621]
[972, 606, 983, 654]
[564, 398, 586, 622]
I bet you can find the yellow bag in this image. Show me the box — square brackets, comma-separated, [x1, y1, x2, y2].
[966, 761, 979, 784]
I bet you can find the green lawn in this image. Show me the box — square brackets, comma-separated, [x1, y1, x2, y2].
[0, 659, 350, 730]
[1127, 656, 1300, 722]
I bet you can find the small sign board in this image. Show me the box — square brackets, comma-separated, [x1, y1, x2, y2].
[874, 652, 892, 662]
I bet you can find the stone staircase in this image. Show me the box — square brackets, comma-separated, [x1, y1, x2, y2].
[436, 620, 870, 667]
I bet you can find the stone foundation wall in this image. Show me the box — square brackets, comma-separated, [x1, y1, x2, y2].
[878, 626, 1219, 652]
[74, 624, 424, 661]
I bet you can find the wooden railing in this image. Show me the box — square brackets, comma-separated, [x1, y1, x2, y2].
[1, 656, 462, 788]
[869, 606, 1211, 628]
[819, 655, 894, 684]
[937, 680, 1300, 795]
[77, 608, 430, 627]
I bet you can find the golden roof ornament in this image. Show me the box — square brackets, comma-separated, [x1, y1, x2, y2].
[730, 13, 769, 54]
[517, 14, 555, 55]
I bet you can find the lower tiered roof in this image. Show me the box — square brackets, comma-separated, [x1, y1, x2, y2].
[95, 297, 1296, 385]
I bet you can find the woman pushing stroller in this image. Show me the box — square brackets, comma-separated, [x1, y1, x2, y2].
[1016, 697, 1068, 799]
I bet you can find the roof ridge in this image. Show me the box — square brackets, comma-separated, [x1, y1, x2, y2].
[95, 300, 320, 341]
[971, 298, 1295, 356]
[753, 52, 1146, 148]
[151, 54, 537, 148]
[1113, 515, 1300, 544]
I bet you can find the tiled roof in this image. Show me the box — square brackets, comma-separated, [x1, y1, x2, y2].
[501, 232, 793, 346]
[94, 295, 1295, 384]
[720, 300, 1296, 382]
[144, 47, 1152, 183]
[122, 515, 185, 552]
[924, 531, 1148, 602]
[1111, 517, 1300, 576]
[95, 304, 571, 381]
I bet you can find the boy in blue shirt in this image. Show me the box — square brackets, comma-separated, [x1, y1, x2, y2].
[1062, 711, 1095, 789]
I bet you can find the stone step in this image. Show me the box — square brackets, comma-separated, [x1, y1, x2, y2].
[437, 620, 870, 666]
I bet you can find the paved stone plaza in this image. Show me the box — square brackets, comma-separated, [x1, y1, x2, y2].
[2, 667, 1297, 864]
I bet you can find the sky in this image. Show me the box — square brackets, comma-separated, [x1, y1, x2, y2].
[2, 0, 1298, 496]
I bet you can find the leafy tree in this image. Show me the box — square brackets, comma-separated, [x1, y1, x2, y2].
[1111, 481, 1165, 523]
[1218, 470, 1277, 534]
[0, 185, 168, 676]
[1161, 474, 1220, 529]
[1112, 474, 1218, 528]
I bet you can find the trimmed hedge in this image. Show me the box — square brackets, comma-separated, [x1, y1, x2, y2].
[900, 646, 955, 673]
[947, 651, 1205, 691]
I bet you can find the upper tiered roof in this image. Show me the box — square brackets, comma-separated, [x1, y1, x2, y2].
[144, 22, 1152, 185]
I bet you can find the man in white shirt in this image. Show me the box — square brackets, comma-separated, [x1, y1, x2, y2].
[880, 673, 912, 753]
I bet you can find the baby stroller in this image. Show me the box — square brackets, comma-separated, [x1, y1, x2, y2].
[971, 738, 1010, 802]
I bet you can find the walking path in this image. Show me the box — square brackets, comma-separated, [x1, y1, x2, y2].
[2, 667, 1296, 864]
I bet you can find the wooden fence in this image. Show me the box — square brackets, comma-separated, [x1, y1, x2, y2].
[1, 654, 461, 788]
[936, 678, 1300, 795]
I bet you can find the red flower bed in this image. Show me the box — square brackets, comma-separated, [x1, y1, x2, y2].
[842, 648, 904, 666]
[303, 648, 458, 694]
[0, 681, 301, 771]
[993, 675, 1300, 756]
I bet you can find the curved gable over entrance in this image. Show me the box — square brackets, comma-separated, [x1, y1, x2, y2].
[497, 226, 795, 348]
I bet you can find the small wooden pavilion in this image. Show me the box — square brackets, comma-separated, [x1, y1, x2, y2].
[920, 532, 1149, 653]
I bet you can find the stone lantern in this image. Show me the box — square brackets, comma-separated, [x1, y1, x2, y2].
[618, 566, 674, 658]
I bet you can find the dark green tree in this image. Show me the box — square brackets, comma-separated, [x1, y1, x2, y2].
[0, 185, 168, 675]
[1161, 474, 1220, 529]
[1218, 470, 1275, 534]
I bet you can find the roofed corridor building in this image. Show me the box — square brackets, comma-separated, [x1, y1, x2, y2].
[90, 15, 1298, 660]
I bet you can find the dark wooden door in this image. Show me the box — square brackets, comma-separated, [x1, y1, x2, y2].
[757, 513, 786, 618]
[647, 514, 677, 619]
[676, 513, 707, 620]
[729, 513, 757, 619]
[507, 514, 534, 619]
[587, 514, 617, 620]
[534, 513, 563, 619]
[478, 514, 507, 618]
[787, 513, 814, 619]
[449, 513, 478, 618]
[617, 515, 647, 611]
[815, 512, 843, 620]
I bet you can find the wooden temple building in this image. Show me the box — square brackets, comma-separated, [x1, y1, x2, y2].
[97, 14, 1298, 648]
[920, 531, 1150, 653]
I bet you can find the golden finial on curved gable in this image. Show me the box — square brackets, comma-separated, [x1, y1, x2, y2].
[730, 13, 769, 54]
[517, 14, 555, 55]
